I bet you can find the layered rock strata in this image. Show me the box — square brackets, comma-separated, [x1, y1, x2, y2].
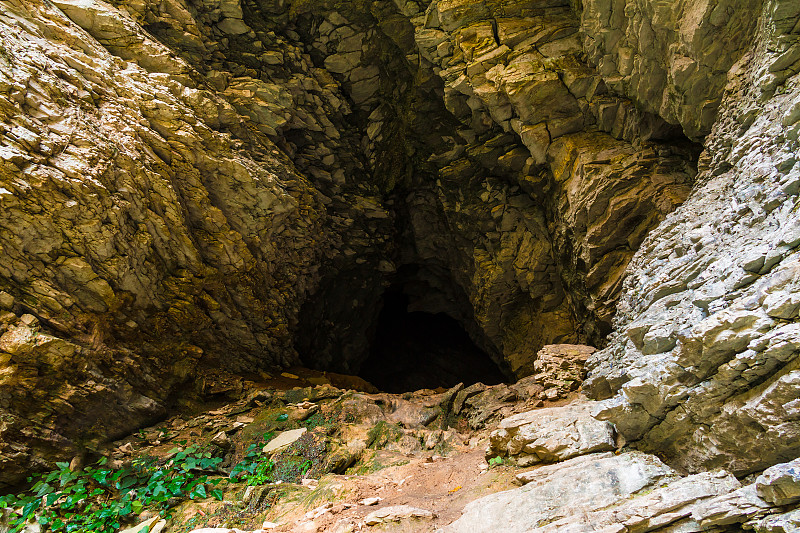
[0, 0, 794, 489]
[585, 0, 800, 475]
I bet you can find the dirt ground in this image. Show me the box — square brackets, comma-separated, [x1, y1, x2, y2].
[104, 365, 573, 533]
[262, 447, 518, 532]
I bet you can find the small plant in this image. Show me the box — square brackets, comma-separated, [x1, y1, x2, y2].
[0, 447, 225, 533]
[488, 456, 504, 468]
[303, 412, 333, 431]
[229, 432, 276, 486]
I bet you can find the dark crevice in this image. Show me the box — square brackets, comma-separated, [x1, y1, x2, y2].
[358, 283, 507, 393]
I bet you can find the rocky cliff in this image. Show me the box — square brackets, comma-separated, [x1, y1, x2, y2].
[585, 0, 800, 476]
[0, 0, 798, 511]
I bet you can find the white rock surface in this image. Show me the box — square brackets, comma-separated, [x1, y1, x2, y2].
[262, 428, 307, 454]
[489, 400, 616, 464]
[747, 508, 800, 532]
[534, 471, 740, 532]
[756, 458, 800, 506]
[584, 0, 800, 475]
[442, 452, 678, 533]
[692, 484, 772, 527]
[363, 505, 435, 525]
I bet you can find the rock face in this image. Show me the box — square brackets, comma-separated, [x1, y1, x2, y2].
[446, 448, 800, 532]
[0, 0, 797, 494]
[442, 452, 682, 533]
[580, 0, 761, 140]
[0, 0, 346, 484]
[488, 400, 617, 465]
[584, 0, 800, 475]
[528, 343, 595, 399]
[0, 0, 706, 484]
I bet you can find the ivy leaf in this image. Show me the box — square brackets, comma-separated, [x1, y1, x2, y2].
[152, 482, 168, 498]
[117, 476, 137, 490]
[35, 482, 53, 497]
[22, 501, 38, 519]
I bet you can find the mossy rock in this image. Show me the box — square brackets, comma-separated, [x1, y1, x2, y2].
[366, 421, 404, 449]
[270, 430, 328, 483]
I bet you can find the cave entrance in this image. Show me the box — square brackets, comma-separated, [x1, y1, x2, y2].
[358, 285, 506, 393]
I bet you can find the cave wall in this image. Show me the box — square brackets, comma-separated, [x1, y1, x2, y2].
[585, 0, 800, 475]
[0, 0, 795, 485]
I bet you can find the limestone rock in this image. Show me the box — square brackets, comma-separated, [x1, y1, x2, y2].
[263, 428, 307, 454]
[441, 452, 678, 533]
[756, 458, 800, 506]
[363, 505, 435, 525]
[692, 484, 772, 527]
[2, 0, 798, 493]
[581, 0, 762, 139]
[529, 344, 596, 399]
[584, 0, 800, 474]
[489, 401, 616, 465]
[211, 431, 231, 449]
[747, 508, 800, 532]
[216, 17, 249, 35]
[537, 470, 742, 532]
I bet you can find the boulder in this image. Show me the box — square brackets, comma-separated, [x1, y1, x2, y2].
[488, 401, 616, 465]
[529, 344, 596, 399]
[263, 429, 307, 454]
[441, 452, 678, 533]
[756, 458, 800, 506]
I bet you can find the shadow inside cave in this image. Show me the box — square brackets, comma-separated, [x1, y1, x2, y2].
[358, 287, 506, 393]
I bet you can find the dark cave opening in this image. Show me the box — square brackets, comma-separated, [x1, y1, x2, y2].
[358, 286, 507, 393]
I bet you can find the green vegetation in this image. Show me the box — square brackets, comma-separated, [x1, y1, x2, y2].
[0, 447, 224, 533]
[366, 421, 403, 449]
[2, 403, 344, 532]
[270, 432, 326, 483]
[229, 431, 276, 486]
[488, 456, 504, 467]
[303, 411, 334, 431]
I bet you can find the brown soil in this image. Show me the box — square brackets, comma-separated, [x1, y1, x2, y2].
[101, 366, 573, 533]
[263, 448, 517, 532]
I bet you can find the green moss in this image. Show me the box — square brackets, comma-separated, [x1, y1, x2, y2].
[345, 451, 409, 476]
[303, 411, 335, 431]
[366, 421, 403, 450]
[270, 431, 327, 483]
